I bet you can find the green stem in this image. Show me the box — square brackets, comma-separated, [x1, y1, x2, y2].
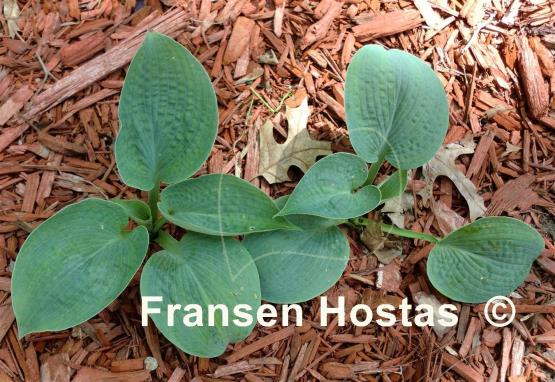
[380, 222, 439, 243]
[352, 218, 439, 243]
[155, 230, 179, 251]
[364, 153, 386, 186]
[148, 182, 160, 232]
[152, 217, 167, 233]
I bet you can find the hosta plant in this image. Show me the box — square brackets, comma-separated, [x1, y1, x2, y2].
[12, 34, 544, 358]
[260, 44, 544, 304]
[12, 32, 292, 358]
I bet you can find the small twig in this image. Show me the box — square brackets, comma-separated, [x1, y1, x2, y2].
[36, 52, 58, 83]
[250, 87, 293, 114]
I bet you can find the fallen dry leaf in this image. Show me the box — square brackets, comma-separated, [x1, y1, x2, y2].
[502, 142, 521, 157]
[40, 353, 71, 382]
[421, 136, 486, 221]
[413, 291, 453, 338]
[431, 199, 466, 235]
[258, 96, 332, 184]
[3, 0, 20, 38]
[381, 193, 415, 228]
[360, 221, 403, 264]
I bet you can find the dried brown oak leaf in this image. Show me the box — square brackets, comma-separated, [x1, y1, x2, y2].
[258, 97, 332, 184]
[421, 135, 486, 221]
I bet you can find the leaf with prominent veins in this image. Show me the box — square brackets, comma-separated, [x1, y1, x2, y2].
[244, 197, 349, 303]
[278, 153, 381, 219]
[141, 233, 260, 357]
[345, 44, 448, 169]
[12, 199, 149, 337]
[427, 217, 544, 303]
[159, 174, 295, 236]
[116, 32, 218, 190]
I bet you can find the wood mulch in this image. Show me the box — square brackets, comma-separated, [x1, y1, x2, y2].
[0, 0, 554, 381]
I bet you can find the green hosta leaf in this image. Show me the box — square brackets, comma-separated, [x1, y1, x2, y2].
[141, 233, 260, 358]
[378, 170, 408, 202]
[427, 217, 544, 303]
[12, 199, 149, 337]
[244, 197, 349, 303]
[112, 199, 151, 226]
[277, 153, 381, 219]
[345, 45, 448, 170]
[116, 32, 218, 190]
[159, 174, 294, 236]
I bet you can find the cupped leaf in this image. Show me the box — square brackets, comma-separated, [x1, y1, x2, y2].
[112, 199, 151, 226]
[427, 217, 544, 303]
[244, 197, 349, 303]
[159, 174, 294, 236]
[12, 199, 149, 337]
[277, 153, 381, 219]
[141, 233, 260, 358]
[378, 170, 408, 202]
[345, 44, 448, 170]
[116, 32, 218, 190]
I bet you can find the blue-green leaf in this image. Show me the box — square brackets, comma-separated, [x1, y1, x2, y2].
[141, 233, 260, 357]
[345, 45, 448, 169]
[159, 174, 295, 236]
[378, 170, 408, 202]
[244, 198, 349, 303]
[112, 199, 151, 226]
[12, 199, 149, 337]
[427, 217, 544, 303]
[277, 153, 381, 219]
[116, 32, 218, 190]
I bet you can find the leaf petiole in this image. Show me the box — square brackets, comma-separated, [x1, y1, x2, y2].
[148, 182, 160, 233]
[351, 217, 439, 243]
[364, 152, 385, 186]
[155, 230, 180, 251]
[152, 217, 167, 233]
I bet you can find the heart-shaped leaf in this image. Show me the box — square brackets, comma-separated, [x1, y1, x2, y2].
[378, 170, 408, 202]
[345, 44, 448, 170]
[116, 32, 218, 190]
[427, 217, 544, 303]
[244, 197, 349, 303]
[277, 153, 381, 219]
[159, 174, 294, 236]
[112, 199, 151, 226]
[12, 199, 149, 337]
[141, 233, 260, 357]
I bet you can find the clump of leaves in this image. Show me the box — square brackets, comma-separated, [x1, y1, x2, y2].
[264, 44, 543, 304]
[12, 34, 544, 358]
[12, 32, 288, 358]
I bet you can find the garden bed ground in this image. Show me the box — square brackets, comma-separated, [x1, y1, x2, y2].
[0, 0, 555, 381]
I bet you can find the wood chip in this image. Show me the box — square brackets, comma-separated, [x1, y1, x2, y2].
[224, 17, 255, 65]
[517, 36, 549, 119]
[353, 10, 423, 41]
